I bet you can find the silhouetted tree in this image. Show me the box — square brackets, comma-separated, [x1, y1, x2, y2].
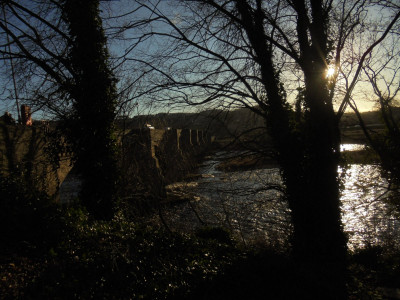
[337, 1, 400, 214]
[356, 57, 400, 214]
[0, 0, 119, 219]
[116, 1, 399, 296]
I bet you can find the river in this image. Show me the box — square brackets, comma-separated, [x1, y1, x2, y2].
[161, 145, 400, 251]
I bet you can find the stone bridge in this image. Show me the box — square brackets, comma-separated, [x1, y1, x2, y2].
[0, 120, 214, 203]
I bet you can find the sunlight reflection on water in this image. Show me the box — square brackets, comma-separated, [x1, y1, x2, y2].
[339, 164, 399, 249]
[163, 150, 399, 250]
[340, 143, 366, 152]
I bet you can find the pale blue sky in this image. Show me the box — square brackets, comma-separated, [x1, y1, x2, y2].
[1, 0, 398, 120]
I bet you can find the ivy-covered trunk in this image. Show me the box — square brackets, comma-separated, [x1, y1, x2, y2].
[281, 135, 347, 298]
[287, 69, 347, 297]
[63, 0, 118, 220]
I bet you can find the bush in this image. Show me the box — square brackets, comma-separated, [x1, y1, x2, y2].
[0, 174, 63, 255]
[12, 208, 239, 299]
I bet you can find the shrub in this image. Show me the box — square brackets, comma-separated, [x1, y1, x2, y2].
[0, 174, 63, 255]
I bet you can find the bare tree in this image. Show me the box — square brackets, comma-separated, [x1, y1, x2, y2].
[0, 0, 72, 118]
[362, 38, 400, 213]
[333, 0, 400, 213]
[110, 0, 400, 295]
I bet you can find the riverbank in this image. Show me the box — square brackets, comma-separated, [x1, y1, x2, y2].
[214, 147, 380, 172]
[341, 149, 380, 164]
[216, 152, 278, 172]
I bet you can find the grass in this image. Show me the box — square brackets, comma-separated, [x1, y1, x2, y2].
[216, 152, 278, 172]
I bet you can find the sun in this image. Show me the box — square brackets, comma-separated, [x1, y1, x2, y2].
[326, 67, 335, 78]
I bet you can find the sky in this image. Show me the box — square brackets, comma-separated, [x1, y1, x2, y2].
[1, 0, 398, 120]
[0, 0, 181, 119]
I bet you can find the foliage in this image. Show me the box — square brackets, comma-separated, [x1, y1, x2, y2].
[348, 246, 400, 300]
[1, 176, 399, 299]
[34, 215, 237, 299]
[0, 174, 239, 299]
[0, 173, 63, 255]
[27, 216, 239, 299]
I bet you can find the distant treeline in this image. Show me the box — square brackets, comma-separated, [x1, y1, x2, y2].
[340, 107, 400, 127]
[117, 108, 265, 139]
[117, 107, 400, 139]
[28, 107, 398, 140]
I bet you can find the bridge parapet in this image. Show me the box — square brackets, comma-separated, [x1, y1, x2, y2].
[0, 122, 72, 199]
[0, 122, 214, 203]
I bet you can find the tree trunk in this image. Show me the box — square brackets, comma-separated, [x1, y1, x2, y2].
[63, 0, 119, 220]
[282, 65, 347, 297]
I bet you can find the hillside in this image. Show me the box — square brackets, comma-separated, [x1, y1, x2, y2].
[119, 107, 400, 142]
[117, 108, 265, 139]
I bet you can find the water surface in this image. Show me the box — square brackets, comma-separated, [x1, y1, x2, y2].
[162, 149, 399, 250]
